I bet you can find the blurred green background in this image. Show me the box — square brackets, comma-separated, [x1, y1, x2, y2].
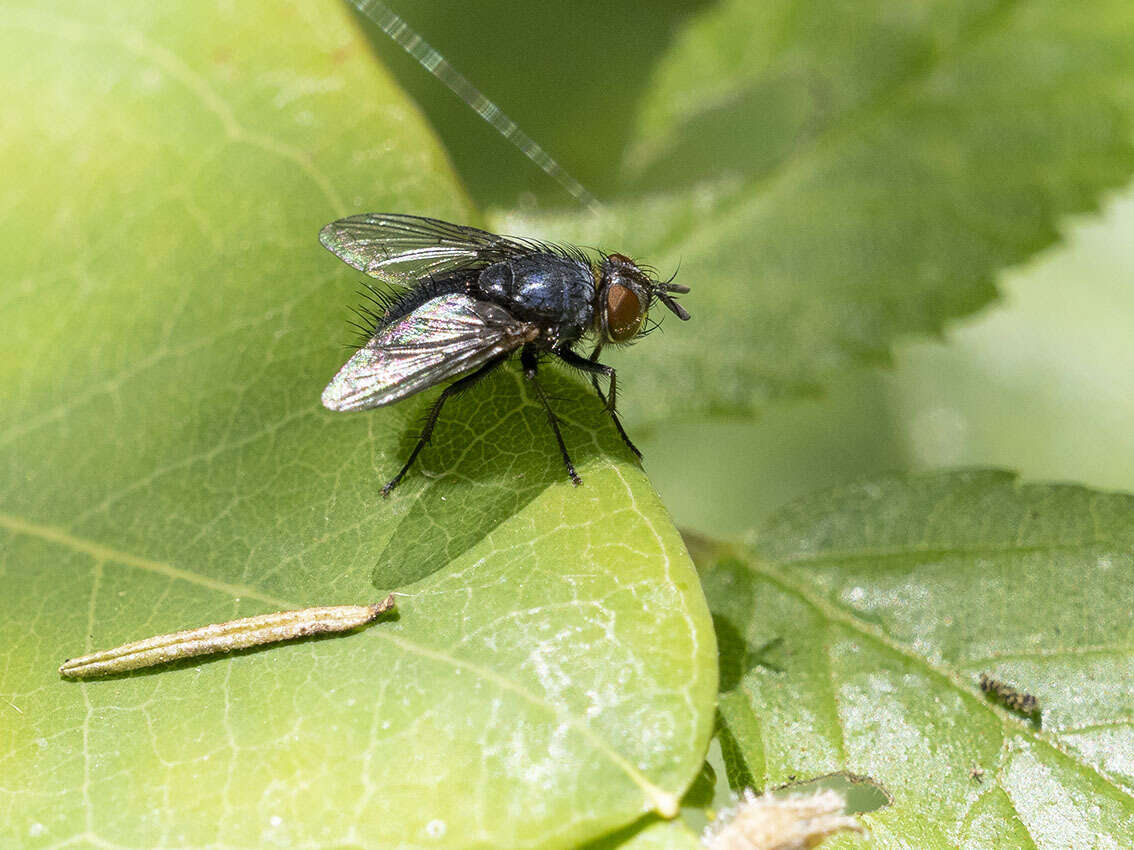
[362, 0, 1134, 538]
[642, 193, 1134, 536]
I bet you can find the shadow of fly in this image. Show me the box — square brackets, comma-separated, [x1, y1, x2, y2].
[319, 214, 690, 495]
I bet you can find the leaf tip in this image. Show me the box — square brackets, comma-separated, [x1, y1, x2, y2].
[650, 788, 681, 819]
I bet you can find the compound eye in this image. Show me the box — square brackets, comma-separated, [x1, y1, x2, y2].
[605, 283, 643, 342]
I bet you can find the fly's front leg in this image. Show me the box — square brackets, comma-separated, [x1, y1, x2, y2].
[556, 346, 642, 460]
[522, 345, 582, 485]
[584, 343, 617, 412]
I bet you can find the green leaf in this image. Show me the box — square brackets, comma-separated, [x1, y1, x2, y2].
[582, 819, 702, 850]
[700, 470, 1134, 846]
[0, 3, 716, 847]
[494, 0, 1134, 422]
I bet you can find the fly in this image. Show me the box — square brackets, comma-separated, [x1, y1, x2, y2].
[319, 214, 690, 494]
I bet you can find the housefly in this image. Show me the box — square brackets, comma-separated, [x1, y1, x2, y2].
[320, 214, 690, 495]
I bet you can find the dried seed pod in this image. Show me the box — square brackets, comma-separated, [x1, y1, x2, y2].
[702, 789, 862, 850]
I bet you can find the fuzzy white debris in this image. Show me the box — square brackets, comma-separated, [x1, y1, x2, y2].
[702, 789, 863, 850]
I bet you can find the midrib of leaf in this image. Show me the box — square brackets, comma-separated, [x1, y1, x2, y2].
[740, 552, 1134, 804]
[658, 0, 1023, 254]
[0, 511, 294, 608]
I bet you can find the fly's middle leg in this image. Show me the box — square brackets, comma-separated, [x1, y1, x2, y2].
[522, 345, 582, 486]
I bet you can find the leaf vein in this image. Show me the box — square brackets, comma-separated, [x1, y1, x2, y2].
[0, 512, 294, 609]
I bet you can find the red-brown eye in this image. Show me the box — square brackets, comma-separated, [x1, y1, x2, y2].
[605, 283, 643, 342]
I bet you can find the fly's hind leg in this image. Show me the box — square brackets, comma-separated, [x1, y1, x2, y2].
[522, 345, 582, 486]
[382, 355, 506, 496]
[556, 345, 642, 459]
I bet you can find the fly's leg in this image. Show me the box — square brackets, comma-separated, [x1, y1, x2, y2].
[585, 343, 618, 411]
[556, 345, 642, 459]
[382, 356, 506, 496]
[583, 344, 641, 459]
[522, 345, 582, 486]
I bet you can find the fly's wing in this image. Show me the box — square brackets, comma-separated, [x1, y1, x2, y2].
[319, 213, 571, 286]
[321, 293, 537, 411]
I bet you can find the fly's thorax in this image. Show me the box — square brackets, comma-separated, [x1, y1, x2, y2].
[476, 254, 594, 339]
[595, 253, 651, 344]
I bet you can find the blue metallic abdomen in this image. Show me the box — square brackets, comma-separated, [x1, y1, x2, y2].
[477, 255, 594, 342]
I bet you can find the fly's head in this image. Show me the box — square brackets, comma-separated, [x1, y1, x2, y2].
[594, 253, 690, 345]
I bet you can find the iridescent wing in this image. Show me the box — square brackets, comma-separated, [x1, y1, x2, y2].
[319, 213, 576, 286]
[321, 293, 538, 411]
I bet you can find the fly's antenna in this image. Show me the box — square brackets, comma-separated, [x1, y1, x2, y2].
[347, 0, 603, 213]
[656, 288, 690, 321]
[654, 263, 690, 320]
